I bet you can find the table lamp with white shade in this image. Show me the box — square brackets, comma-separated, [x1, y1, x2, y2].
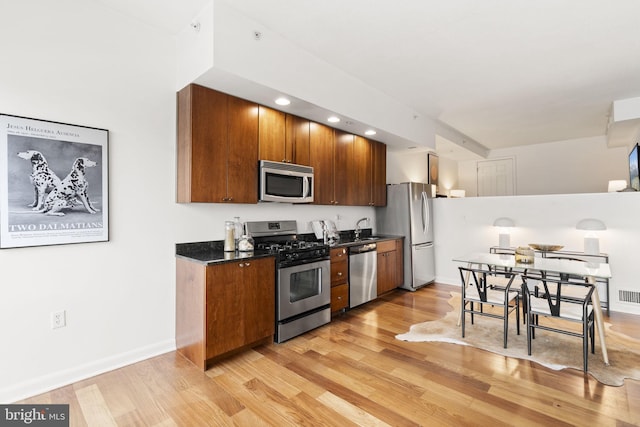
[576, 218, 606, 255]
[493, 217, 515, 248]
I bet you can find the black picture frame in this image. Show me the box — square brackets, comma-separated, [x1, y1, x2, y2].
[428, 152, 439, 188]
[0, 114, 109, 248]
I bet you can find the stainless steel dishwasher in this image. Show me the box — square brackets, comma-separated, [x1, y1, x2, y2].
[349, 242, 377, 308]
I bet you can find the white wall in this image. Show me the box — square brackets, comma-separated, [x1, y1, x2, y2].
[0, 0, 375, 403]
[386, 151, 430, 184]
[178, 0, 436, 150]
[433, 193, 640, 316]
[458, 136, 629, 196]
[435, 156, 460, 195]
[387, 150, 460, 196]
[389, 144, 640, 315]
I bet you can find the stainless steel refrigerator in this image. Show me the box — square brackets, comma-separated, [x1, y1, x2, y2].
[376, 182, 436, 291]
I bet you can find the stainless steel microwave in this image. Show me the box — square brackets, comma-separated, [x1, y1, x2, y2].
[259, 160, 314, 203]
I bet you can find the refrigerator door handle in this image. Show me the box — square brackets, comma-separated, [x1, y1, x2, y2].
[421, 191, 429, 234]
[415, 242, 433, 249]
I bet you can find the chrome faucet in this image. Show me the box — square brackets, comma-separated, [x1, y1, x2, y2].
[322, 221, 328, 244]
[354, 217, 369, 240]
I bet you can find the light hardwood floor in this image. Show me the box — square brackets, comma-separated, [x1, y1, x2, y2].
[20, 283, 640, 426]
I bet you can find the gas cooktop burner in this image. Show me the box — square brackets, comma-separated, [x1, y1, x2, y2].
[255, 238, 329, 267]
[246, 220, 330, 267]
[256, 240, 325, 253]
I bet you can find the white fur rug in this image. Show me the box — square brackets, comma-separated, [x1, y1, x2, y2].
[396, 292, 640, 386]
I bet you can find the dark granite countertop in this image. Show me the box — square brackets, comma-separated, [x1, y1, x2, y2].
[175, 241, 275, 265]
[175, 230, 404, 265]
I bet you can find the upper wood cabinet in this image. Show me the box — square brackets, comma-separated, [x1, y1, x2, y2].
[177, 84, 386, 205]
[310, 125, 387, 206]
[258, 106, 286, 162]
[371, 139, 387, 206]
[286, 114, 310, 165]
[177, 84, 259, 203]
[353, 135, 372, 206]
[309, 121, 335, 205]
[258, 106, 311, 165]
[334, 130, 354, 205]
[352, 136, 386, 206]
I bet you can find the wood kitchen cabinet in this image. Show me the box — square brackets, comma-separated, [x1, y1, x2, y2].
[353, 137, 387, 206]
[330, 247, 349, 313]
[176, 83, 387, 205]
[311, 126, 356, 205]
[286, 114, 310, 165]
[258, 106, 285, 162]
[376, 239, 403, 295]
[352, 135, 371, 206]
[258, 106, 311, 165]
[177, 84, 259, 203]
[334, 130, 354, 204]
[309, 122, 336, 205]
[311, 133, 387, 206]
[176, 256, 275, 369]
[370, 139, 387, 206]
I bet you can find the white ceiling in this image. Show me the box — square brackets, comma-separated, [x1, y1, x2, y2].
[97, 0, 640, 157]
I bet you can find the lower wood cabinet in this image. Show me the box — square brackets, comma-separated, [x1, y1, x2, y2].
[176, 256, 275, 369]
[331, 283, 349, 312]
[330, 247, 349, 313]
[377, 239, 404, 296]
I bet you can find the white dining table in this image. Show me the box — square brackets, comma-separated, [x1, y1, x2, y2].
[453, 252, 612, 365]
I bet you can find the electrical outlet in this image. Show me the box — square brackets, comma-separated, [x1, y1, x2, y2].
[51, 310, 66, 329]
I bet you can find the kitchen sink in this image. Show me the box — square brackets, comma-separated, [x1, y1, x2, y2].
[353, 236, 380, 242]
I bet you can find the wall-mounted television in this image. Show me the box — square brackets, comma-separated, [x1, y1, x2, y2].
[630, 144, 640, 191]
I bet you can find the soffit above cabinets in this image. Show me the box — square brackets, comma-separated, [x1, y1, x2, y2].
[607, 97, 640, 148]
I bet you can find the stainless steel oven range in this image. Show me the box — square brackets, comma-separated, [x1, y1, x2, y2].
[246, 220, 331, 343]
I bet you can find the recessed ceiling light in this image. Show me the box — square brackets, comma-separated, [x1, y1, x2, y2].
[365, 130, 377, 136]
[327, 116, 340, 123]
[275, 97, 290, 106]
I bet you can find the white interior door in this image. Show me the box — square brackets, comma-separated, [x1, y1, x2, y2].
[477, 158, 515, 196]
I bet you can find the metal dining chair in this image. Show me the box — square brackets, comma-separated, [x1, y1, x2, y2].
[459, 266, 520, 348]
[522, 273, 595, 371]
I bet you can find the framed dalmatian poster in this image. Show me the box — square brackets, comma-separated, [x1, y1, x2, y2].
[0, 114, 109, 248]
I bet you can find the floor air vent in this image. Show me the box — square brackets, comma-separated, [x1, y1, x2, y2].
[619, 290, 640, 304]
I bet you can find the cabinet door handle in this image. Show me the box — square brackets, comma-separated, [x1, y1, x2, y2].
[244, 262, 250, 267]
[337, 272, 343, 276]
[239, 263, 244, 267]
[337, 296, 342, 300]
